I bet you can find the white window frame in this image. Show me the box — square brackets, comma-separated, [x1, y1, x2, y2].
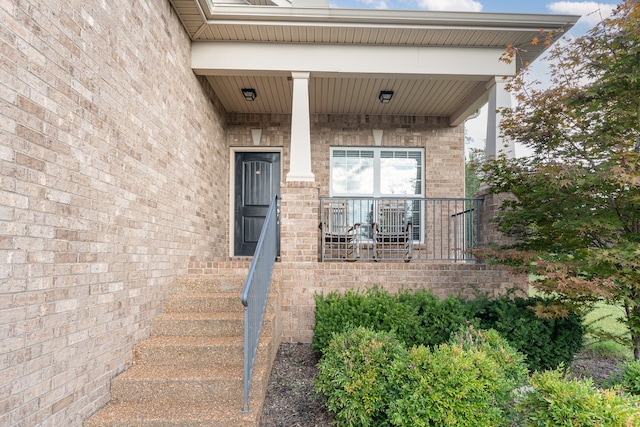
[329, 147, 424, 198]
[329, 147, 424, 242]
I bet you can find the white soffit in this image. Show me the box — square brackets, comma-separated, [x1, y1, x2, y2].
[171, 1, 579, 122]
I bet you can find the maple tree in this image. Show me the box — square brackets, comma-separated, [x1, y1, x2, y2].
[474, 1, 640, 359]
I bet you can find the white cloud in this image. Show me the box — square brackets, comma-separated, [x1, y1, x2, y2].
[417, 0, 482, 12]
[547, 2, 617, 26]
[358, 0, 389, 8]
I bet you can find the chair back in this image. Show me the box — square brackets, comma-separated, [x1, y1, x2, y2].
[377, 200, 409, 234]
[325, 202, 349, 235]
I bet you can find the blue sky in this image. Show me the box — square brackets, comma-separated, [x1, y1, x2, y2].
[329, 0, 618, 30]
[329, 0, 616, 22]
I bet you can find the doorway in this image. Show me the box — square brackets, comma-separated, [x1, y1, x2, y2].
[234, 152, 281, 256]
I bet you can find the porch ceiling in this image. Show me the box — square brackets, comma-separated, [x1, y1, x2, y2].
[169, 0, 579, 125]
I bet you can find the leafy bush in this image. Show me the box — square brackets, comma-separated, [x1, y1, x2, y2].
[449, 325, 529, 386]
[313, 287, 584, 371]
[387, 342, 518, 427]
[515, 368, 640, 427]
[469, 296, 583, 371]
[315, 325, 529, 427]
[314, 326, 407, 427]
[313, 287, 462, 352]
[397, 290, 468, 347]
[608, 360, 640, 396]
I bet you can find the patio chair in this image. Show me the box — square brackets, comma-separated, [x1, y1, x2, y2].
[372, 200, 413, 262]
[320, 201, 361, 261]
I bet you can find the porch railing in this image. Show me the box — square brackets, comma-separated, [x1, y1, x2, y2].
[320, 197, 482, 262]
[240, 195, 278, 413]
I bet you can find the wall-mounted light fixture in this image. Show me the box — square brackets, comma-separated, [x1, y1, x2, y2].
[378, 90, 394, 104]
[241, 88, 257, 101]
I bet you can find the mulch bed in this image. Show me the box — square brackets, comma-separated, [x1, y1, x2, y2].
[259, 343, 333, 427]
[259, 342, 627, 427]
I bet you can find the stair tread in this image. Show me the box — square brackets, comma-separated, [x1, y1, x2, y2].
[84, 401, 258, 426]
[138, 336, 243, 347]
[156, 312, 244, 320]
[167, 291, 241, 299]
[117, 364, 244, 381]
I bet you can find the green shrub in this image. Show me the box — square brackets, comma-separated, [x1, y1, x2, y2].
[314, 326, 407, 427]
[470, 296, 583, 371]
[608, 360, 640, 396]
[312, 287, 416, 353]
[449, 325, 529, 386]
[398, 290, 467, 347]
[313, 287, 584, 372]
[515, 368, 640, 427]
[387, 343, 516, 427]
[313, 287, 466, 352]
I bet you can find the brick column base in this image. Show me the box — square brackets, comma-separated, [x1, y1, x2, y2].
[476, 187, 517, 247]
[279, 182, 320, 263]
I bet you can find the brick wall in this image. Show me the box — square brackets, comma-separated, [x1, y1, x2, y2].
[1, 1, 474, 423]
[0, 1, 228, 425]
[227, 113, 465, 198]
[275, 261, 520, 343]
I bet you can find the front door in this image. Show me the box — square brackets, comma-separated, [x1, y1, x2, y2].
[234, 152, 281, 256]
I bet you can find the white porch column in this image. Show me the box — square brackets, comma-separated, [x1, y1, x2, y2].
[286, 72, 315, 182]
[485, 78, 515, 159]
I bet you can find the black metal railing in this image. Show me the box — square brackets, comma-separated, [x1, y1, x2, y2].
[319, 197, 482, 262]
[240, 195, 278, 413]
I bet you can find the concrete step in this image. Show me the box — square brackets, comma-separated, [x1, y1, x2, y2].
[177, 275, 245, 293]
[164, 292, 243, 314]
[152, 312, 243, 337]
[152, 312, 275, 338]
[83, 401, 258, 427]
[84, 270, 280, 427]
[133, 336, 244, 367]
[110, 364, 270, 405]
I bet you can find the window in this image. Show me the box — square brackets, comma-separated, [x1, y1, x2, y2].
[330, 148, 424, 241]
[330, 148, 423, 197]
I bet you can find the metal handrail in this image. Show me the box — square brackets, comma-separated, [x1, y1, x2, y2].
[240, 195, 278, 413]
[320, 197, 482, 262]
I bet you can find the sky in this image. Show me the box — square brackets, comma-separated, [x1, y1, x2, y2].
[328, 0, 616, 26]
[328, 0, 620, 156]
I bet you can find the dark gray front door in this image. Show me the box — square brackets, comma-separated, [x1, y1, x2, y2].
[234, 152, 280, 256]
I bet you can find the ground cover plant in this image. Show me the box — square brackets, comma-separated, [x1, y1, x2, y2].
[515, 369, 640, 427]
[607, 360, 640, 396]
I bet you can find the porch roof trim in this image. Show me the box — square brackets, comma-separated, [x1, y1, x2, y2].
[170, 0, 579, 123]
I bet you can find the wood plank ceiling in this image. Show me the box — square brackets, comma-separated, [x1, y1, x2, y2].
[169, 0, 578, 122]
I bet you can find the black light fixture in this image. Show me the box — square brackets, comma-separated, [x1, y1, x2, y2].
[378, 90, 394, 104]
[241, 88, 257, 101]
